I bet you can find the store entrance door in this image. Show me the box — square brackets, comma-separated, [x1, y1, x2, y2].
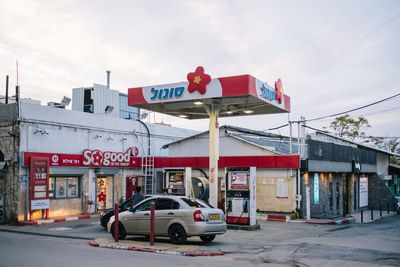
[126, 176, 138, 199]
[96, 176, 113, 211]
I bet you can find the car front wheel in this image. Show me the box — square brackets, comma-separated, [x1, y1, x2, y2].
[168, 224, 187, 244]
[110, 222, 126, 240]
[200, 234, 216, 243]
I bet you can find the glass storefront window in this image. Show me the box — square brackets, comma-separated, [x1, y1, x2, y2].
[49, 177, 80, 199]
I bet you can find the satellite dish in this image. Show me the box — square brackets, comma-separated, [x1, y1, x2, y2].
[105, 105, 114, 114]
[61, 96, 71, 106]
[140, 112, 148, 120]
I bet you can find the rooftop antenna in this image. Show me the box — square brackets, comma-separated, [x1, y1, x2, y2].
[5, 75, 9, 104]
[106, 70, 111, 89]
[16, 60, 19, 103]
[16, 60, 19, 86]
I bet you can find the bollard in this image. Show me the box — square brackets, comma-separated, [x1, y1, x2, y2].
[371, 208, 373, 220]
[150, 202, 155, 246]
[361, 210, 363, 223]
[114, 203, 119, 242]
[387, 203, 390, 214]
[380, 204, 382, 217]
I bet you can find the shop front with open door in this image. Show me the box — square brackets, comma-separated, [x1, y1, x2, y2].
[96, 176, 114, 212]
[125, 176, 138, 199]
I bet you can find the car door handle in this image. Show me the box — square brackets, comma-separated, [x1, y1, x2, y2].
[144, 213, 149, 216]
[167, 212, 174, 215]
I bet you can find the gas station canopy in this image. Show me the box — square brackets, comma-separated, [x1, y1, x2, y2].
[128, 66, 291, 209]
[128, 67, 290, 119]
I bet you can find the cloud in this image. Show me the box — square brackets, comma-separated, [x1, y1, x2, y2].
[0, 0, 399, 137]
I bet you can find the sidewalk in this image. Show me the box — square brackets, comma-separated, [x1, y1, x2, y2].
[256, 212, 354, 225]
[351, 209, 398, 223]
[257, 210, 398, 225]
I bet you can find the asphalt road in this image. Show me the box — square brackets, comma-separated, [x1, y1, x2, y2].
[0, 215, 399, 266]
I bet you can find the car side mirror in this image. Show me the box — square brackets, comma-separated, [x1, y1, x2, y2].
[129, 206, 136, 212]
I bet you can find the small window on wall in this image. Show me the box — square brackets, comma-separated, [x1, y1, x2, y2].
[49, 177, 80, 199]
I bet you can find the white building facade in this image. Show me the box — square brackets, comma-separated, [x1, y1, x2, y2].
[0, 102, 196, 223]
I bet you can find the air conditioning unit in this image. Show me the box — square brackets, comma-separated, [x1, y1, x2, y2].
[47, 102, 65, 109]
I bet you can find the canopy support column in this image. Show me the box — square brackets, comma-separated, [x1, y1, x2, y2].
[205, 104, 220, 208]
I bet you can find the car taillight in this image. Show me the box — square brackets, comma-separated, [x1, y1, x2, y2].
[193, 210, 205, 222]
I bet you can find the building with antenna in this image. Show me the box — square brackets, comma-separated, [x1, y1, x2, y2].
[0, 101, 196, 224]
[72, 71, 140, 120]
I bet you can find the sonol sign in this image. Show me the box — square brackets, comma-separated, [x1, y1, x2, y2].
[260, 79, 283, 104]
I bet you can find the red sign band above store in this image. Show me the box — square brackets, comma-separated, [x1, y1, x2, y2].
[24, 150, 300, 169]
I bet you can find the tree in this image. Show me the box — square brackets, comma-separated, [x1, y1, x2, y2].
[366, 136, 400, 164]
[325, 115, 370, 141]
[325, 115, 399, 164]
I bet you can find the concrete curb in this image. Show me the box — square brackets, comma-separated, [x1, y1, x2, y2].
[18, 214, 98, 226]
[267, 214, 290, 222]
[257, 213, 296, 222]
[88, 239, 227, 257]
[305, 216, 355, 225]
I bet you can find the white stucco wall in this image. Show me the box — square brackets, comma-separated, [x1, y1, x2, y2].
[18, 102, 198, 157]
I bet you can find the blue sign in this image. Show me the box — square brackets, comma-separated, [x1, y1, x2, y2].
[314, 173, 319, 204]
[150, 87, 185, 100]
[260, 83, 276, 101]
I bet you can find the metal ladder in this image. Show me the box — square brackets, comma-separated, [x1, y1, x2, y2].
[141, 156, 155, 194]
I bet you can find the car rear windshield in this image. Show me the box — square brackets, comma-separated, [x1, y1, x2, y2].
[181, 198, 208, 208]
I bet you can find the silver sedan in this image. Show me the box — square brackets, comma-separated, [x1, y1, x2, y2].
[107, 195, 226, 244]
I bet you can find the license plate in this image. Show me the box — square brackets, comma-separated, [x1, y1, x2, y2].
[210, 214, 220, 220]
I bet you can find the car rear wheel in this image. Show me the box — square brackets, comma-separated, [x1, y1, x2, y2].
[111, 222, 126, 240]
[168, 224, 187, 244]
[200, 234, 216, 243]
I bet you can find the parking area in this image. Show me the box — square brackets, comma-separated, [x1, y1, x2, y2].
[2, 214, 399, 265]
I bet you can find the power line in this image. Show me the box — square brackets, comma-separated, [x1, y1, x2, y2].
[267, 123, 289, 131]
[354, 106, 400, 117]
[263, 92, 400, 133]
[306, 92, 400, 122]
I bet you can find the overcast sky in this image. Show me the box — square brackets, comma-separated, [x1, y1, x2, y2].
[1, 0, 399, 138]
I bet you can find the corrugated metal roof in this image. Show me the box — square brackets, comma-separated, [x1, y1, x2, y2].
[230, 134, 298, 155]
[312, 131, 400, 157]
[163, 125, 298, 155]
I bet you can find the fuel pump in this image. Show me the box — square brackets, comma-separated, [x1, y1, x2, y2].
[225, 167, 256, 226]
[164, 169, 185, 195]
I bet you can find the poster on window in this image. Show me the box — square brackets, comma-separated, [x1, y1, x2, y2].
[360, 177, 368, 207]
[168, 172, 184, 189]
[56, 179, 67, 198]
[67, 178, 78, 197]
[277, 179, 288, 198]
[229, 171, 248, 190]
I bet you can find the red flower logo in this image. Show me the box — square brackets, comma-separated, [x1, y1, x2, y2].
[187, 66, 211, 95]
[274, 79, 283, 104]
[98, 192, 106, 202]
[91, 150, 103, 166]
